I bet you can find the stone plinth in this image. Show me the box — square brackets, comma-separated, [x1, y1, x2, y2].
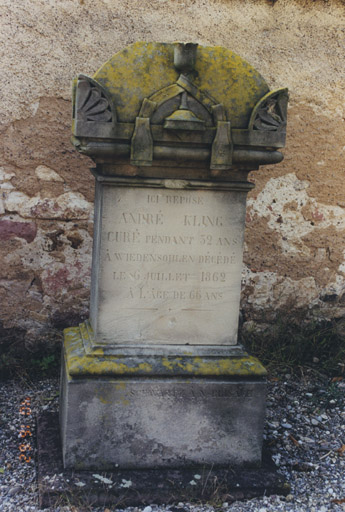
[60, 325, 266, 469]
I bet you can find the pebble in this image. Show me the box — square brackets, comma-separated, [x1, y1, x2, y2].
[7, 485, 22, 496]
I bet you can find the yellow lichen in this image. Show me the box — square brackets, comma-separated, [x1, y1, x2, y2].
[94, 42, 177, 123]
[63, 326, 266, 378]
[91, 42, 269, 128]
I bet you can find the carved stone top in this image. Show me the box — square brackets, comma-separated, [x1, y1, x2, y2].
[72, 42, 288, 174]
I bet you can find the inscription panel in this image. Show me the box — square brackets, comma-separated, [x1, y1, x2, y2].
[94, 186, 246, 345]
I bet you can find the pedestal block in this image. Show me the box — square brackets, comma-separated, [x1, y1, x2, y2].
[60, 325, 267, 469]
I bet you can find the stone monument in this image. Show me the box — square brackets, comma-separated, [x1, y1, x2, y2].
[60, 42, 288, 470]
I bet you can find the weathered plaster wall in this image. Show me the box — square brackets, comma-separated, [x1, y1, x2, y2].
[1, 0, 345, 345]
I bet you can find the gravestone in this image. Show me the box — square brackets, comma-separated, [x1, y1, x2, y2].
[60, 42, 288, 470]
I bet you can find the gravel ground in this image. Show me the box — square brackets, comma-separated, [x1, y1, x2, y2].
[0, 371, 345, 512]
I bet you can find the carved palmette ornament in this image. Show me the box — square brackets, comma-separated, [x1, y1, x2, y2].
[249, 88, 288, 131]
[76, 75, 113, 122]
[73, 75, 117, 139]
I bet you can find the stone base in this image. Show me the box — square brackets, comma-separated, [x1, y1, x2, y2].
[40, 413, 290, 509]
[60, 325, 267, 470]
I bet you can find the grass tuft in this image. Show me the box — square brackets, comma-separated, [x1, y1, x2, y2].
[240, 314, 345, 377]
[0, 327, 62, 381]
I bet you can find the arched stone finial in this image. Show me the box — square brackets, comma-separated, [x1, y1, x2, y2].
[92, 43, 270, 127]
[72, 43, 287, 172]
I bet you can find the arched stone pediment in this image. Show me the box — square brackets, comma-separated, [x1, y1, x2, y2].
[89, 42, 270, 127]
[72, 42, 288, 173]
